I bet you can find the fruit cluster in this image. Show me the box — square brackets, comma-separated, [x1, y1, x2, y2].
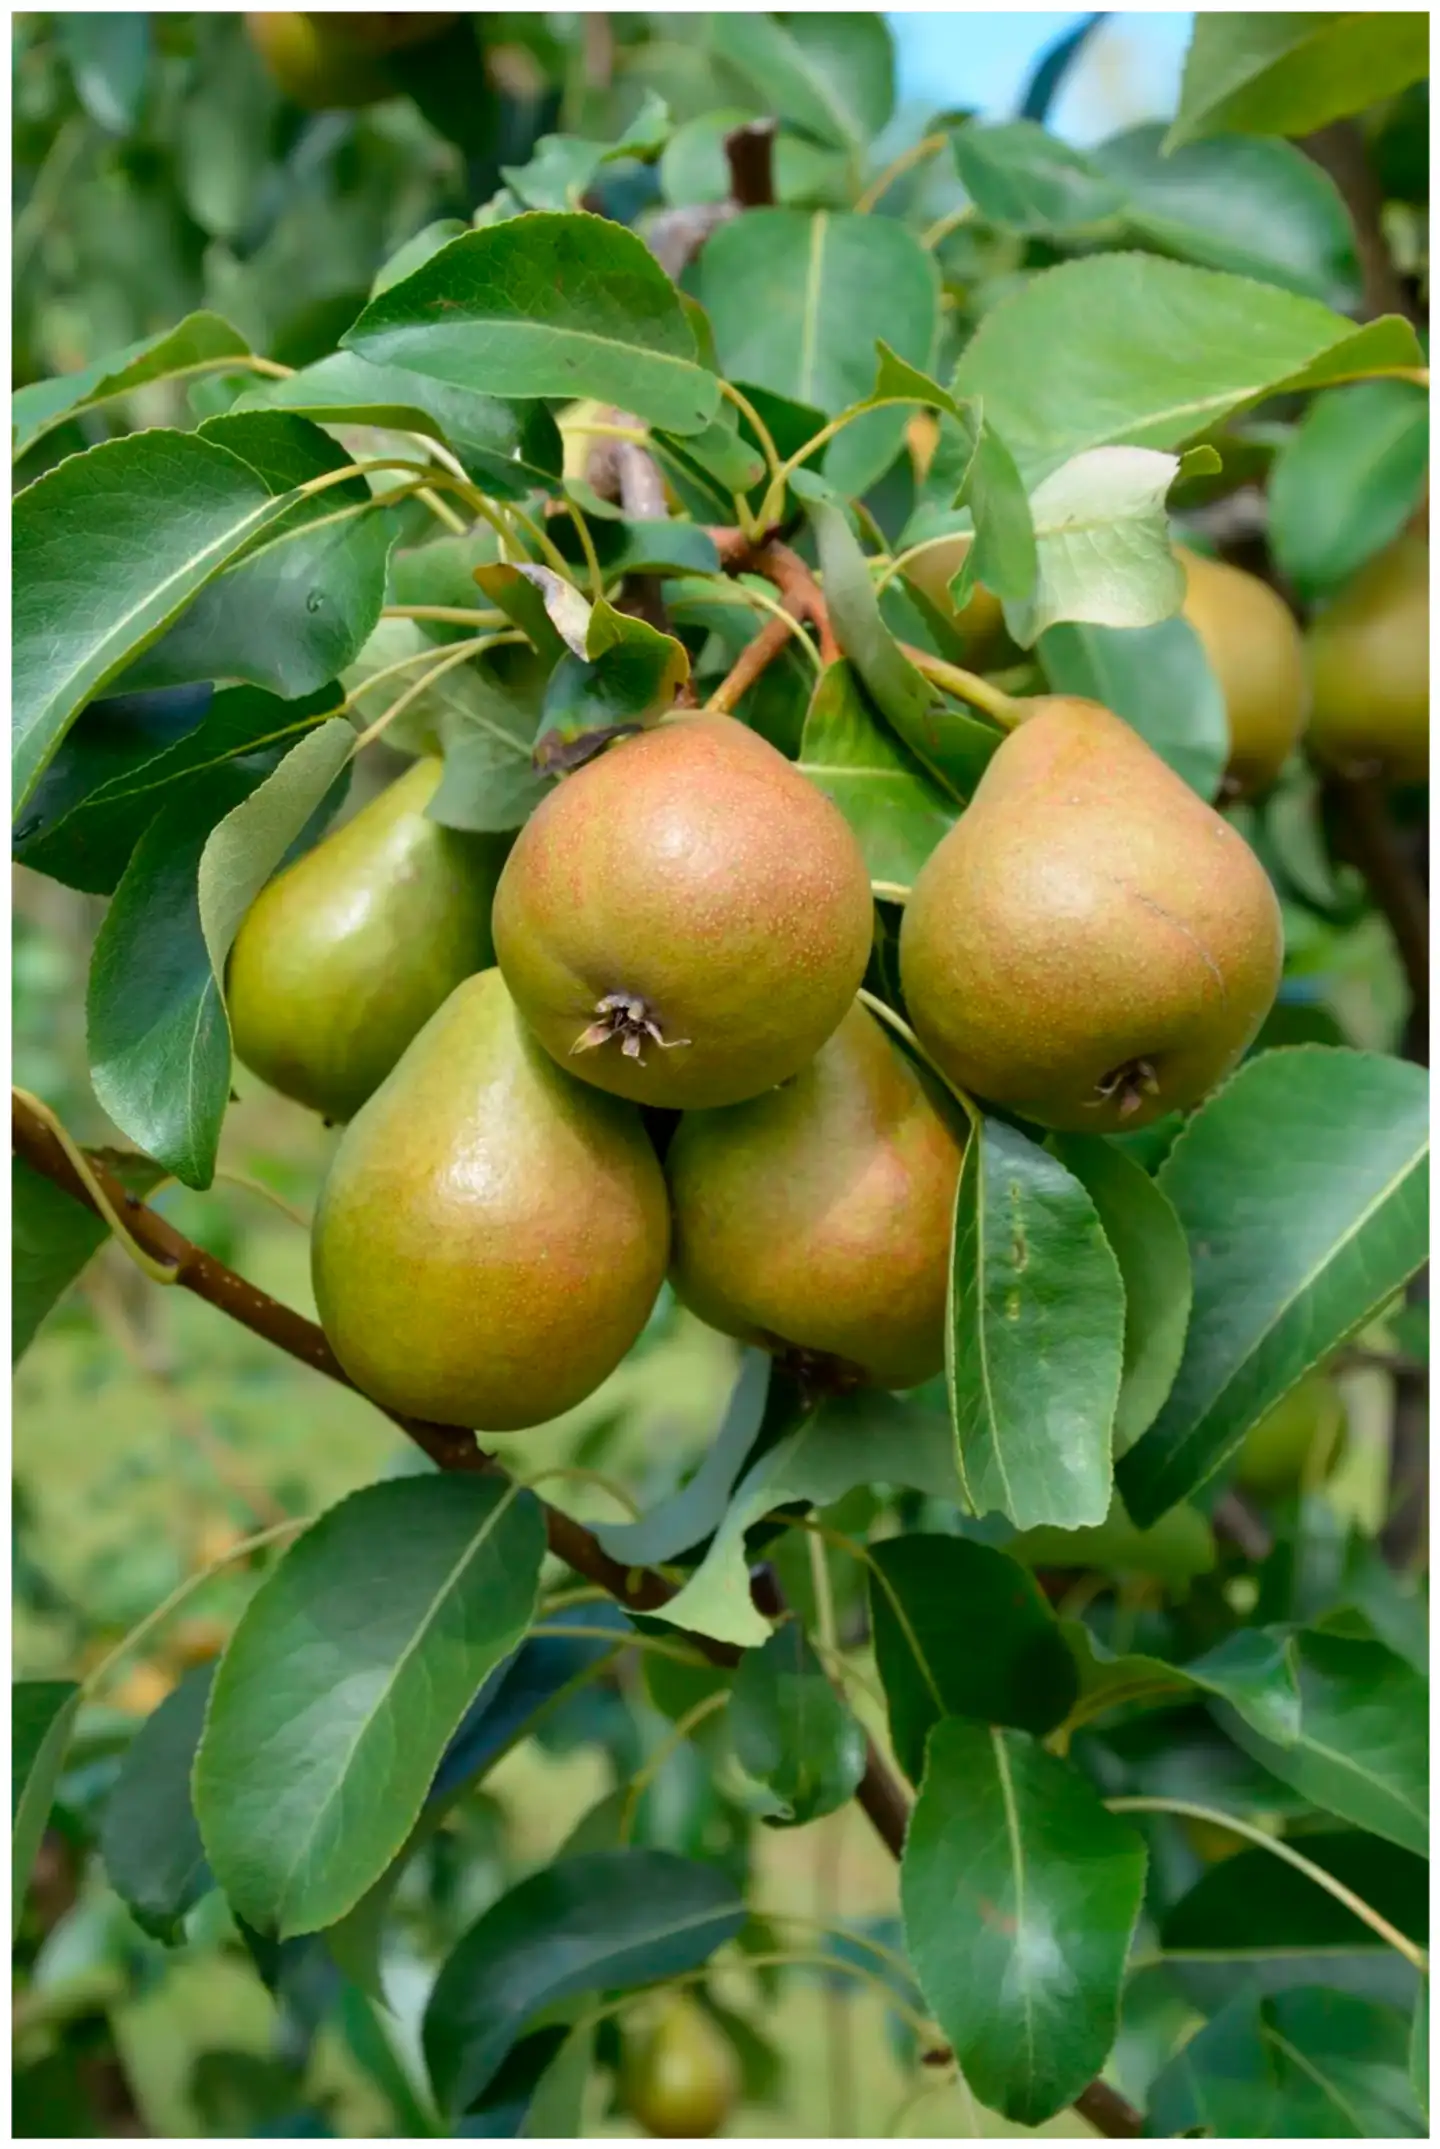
[227, 533, 1426, 1437]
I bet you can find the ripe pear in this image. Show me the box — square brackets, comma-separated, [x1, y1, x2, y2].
[1178, 547, 1307, 796]
[311, 970, 668, 1430]
[228, 758, 507, 1124]
[243, 14, 392, 106]
[1306, 533, 1429, 783]
[899, 697, 1283, 1132]
[667, 1002, 964, 1388]
[620, 1996, 740, 2140]
[492, 714, 874, 1109]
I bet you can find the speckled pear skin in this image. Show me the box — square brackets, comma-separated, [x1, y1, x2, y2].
[311, 970, 669, 1431]
[898, 697, 1284, 1134]
[666, 1000, 965, 1389]
[227, 758, 507, 1124]
[1179, 548, 1307, 797]
[491, 714, 875, 1109]
[1306, 533, 1429, 784]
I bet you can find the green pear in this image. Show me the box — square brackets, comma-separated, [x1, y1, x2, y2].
[1306, 533, 1429, 783]
[492, 714, 874, 1109]
[1178, 547, 1307, 796]
[898, 697, 1283, 1132]
[667, 1001, 964, 1388]
[620, 1995, 740, 2140]
[1234, 1371, 1345, 1497]
[228, 757, 507, 1123]
[311, 969, 668, 1430]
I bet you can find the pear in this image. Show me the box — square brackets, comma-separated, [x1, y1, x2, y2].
[899, 697, 1283, 1133]
[667, 1001, 964, 1388]
[311, 970, 668, 1430]
[620, 1995, 740, 2140]
[1178, 547, 1307, 796]
[228, 758, 506, 1124]
[899, 536, 1010, 663]
[243, 14, 392, 106]
[492, 714, 874, 1109]
[1234, 1371, 1345, 1497]
[1306, 533, 1429, 783]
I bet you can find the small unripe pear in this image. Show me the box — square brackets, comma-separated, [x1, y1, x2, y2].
[321, 12, 457, 51]
[1178, 548, 1307, 797]
[312, 971, 668, 1430]
[667, 1001, 965, 1389]
[244, 14, 392, 106]
[492, 715, 874, 1109]
[1305, 533, 1429, 784]
[228, 758, 506, 1124]
[620, 1995, 740, 2140]
[899, 697, 1283, 1132]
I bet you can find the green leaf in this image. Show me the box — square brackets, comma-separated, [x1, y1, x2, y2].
[1167, 13, 1430, 150]
[1411, 1981, 1428, 2125]
[422, 1847, 745, 2117]
[1091, 125, 1361, 307]
[945, 405, 1038, 607]
[902, 1719, 1146, 2125]
[234, 350, 564, 500]
[1148, 1986, 1424, 2137]
[1004, 445, 1186, 646]
[343, 213, 718, 436]
[1048, 1137, 1192, 1453]
[949, 1116, 1123, 1530]
[1268, 381, 1429, 601]
[1011, 1497, 1216, 1582]
[12, 311, 252, 460]
[1160, 1830, 1427, 1983]
[12, 1150, 167, 1363]
[950, 120, 1125, 236]
[1215, 1629, 1428, 1857]
[13, 1681, 81, 1939]
[952, 253, 1424, 486]
[1037, 615, 1229, 799]
[697, 210, 938, 496]
[57, 9, 150, 132]
[501, 91, 671, 211]
[1063, 1623, 1300, 1743]
[194, 1477, 545, 1938]
[552, 512, 720, 581]
[372, 219, 471, 298]
[16, 681, 336, 897]
[797, 660, 956, 888]
[652, 1391, 963, 1649]
[86, 716, 354, 1188]
[1118, 1049, 1430, 1525]
[124, 411, 392, 700]
[100, 1664, 215, 1943]
[800, 487, 940, 759]
[541, 599, 691, 745]
[591, 1352, 775, 1569]
[730, 1624, 866, 1825]
[13, 430, 296, 813]
[869, 1536, 1078, 1780]
[710, 12, 894, 153]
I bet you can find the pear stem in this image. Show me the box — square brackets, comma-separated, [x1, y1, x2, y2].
[898, 642, 1023, 728]
[9, 1086, 1143, 2138]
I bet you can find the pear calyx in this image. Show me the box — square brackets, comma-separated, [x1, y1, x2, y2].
[572, 992, 691, 1064]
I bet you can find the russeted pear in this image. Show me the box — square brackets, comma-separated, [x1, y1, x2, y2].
[492, 714, 874, 1109]
[311, 969, 668, 1430]
[620, 1996, 740, 2140]
[228, 757, 506, 1124]
[899, 697, 1283, 1133]
[1178, 547, 1307, 796]
[666, 1001, 964, 1388]
[1306, 533, 1429, 783]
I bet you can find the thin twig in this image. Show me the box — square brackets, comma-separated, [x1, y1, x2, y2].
[12, 1087, 1143, 2138]
[707, 531, 842, 664]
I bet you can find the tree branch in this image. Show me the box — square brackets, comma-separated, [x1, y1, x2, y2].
[724, 118, 777, 208]
[12, 1087, 1142, 2138]
[707, 530, 842, 665]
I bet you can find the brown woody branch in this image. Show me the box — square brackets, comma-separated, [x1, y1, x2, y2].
[12, 1089, 1142, 2137]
